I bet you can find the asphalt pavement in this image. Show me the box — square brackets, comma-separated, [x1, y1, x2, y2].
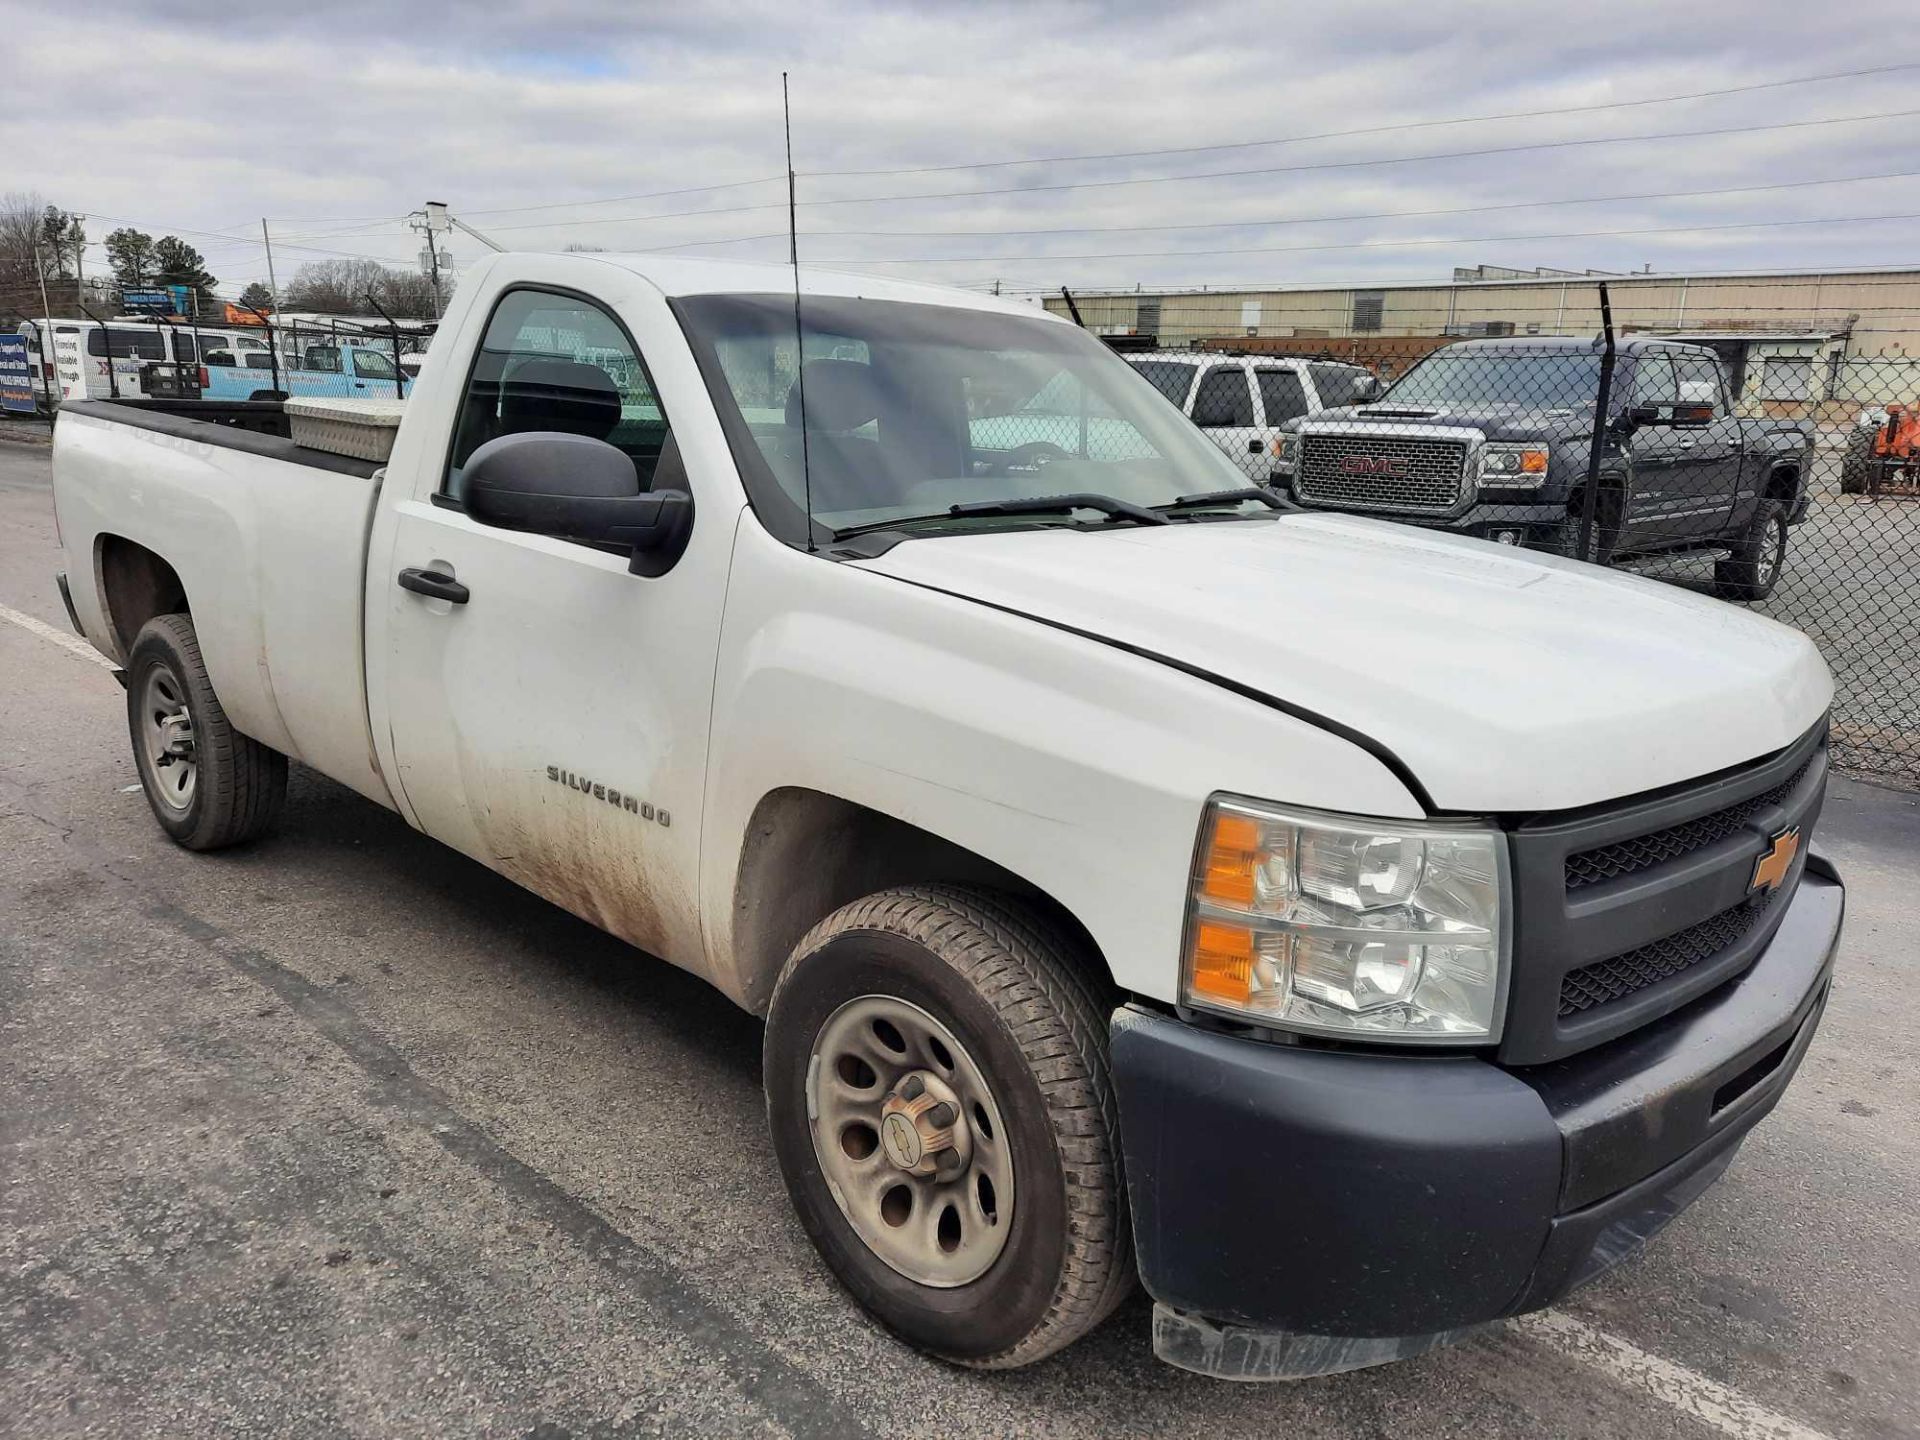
[2, 440, 1917, 1439]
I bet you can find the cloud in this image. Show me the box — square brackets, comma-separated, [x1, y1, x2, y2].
[5, 0, 1918, 301]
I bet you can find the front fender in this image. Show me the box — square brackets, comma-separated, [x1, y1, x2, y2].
[698, 517, 1426, 1008]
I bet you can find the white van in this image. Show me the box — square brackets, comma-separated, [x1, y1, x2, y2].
[38, 320, 276, 404]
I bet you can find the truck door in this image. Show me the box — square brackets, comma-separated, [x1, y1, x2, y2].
[376, 279, 726, 976]
[1620, 352, 1691, 550]
[1252, 368, 1309, 483]
[1190, 364, 1262, 479]
[1667, 349, 1745, 539]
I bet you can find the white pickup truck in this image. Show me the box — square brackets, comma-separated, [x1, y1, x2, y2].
[51, 252, 1844, 1380]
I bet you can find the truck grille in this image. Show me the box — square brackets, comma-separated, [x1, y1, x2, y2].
[1499, 722, 1827, 1065]
[1294, 434, 1468, 513]
[1564, 752, 1818, 891]
[1558, 892, 1778, 1017]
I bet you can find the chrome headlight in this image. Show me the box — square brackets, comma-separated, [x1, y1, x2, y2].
[1182, 798, 1509, 1043]
[1272, 432, 1298, 474]
[1476, 442, 1550, 486]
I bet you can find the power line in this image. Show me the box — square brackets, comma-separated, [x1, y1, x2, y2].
[801, 61, 1920, 178]
[655, 167, 1920, 252]
[804, 208, 1920, 266]
[454, 104, 1920, 236]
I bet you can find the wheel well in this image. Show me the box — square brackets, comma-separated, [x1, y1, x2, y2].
[1764, 464, 1800, 502]
[1565, 472, 1625, 516]
[95, 535, 188, 660]
[729, 788, 1108, 1016]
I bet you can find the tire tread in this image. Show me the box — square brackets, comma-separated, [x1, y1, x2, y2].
[775, 884, 1134, 1369]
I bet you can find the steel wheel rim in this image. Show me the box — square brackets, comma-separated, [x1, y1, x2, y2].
[138, 663, 197, 812]
[807, 994, 1015, 1287]
[1761, 514, 1785, 585]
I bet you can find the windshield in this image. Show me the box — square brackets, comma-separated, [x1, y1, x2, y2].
[1383, 348, 1602, 410]
[675, 293, 1249, 543]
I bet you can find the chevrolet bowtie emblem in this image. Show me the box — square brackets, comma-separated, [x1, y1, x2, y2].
[1750, 826, 1801, 895]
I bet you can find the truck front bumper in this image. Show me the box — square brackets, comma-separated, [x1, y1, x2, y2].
[1109, 858, 1843, 1379]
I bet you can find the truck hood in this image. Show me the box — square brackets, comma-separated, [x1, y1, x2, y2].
[858, 513, 1830, 813]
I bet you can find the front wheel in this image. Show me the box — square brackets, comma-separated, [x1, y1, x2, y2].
[1714, 500, 1788, 602]
[125, 614, 287, 849]
[764, 885, 1133, 1369]
[1560, 486, 1622, 566]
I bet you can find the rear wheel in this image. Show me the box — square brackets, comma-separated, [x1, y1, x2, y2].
[1714, 500, 1787, 602]
[764, 885, 1132, 1368]
[125, 614, 286, 850]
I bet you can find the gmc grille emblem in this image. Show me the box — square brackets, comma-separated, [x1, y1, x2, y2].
[1341, 454, 1409, 477]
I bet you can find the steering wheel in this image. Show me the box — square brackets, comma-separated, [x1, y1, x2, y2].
[994, 441, 1074, 475]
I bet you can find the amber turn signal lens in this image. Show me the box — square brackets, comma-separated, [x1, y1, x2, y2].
[1202, 812, 1262, 907]
[1519, 449, 1548, 474]
[1188, 921, 1254, 1004]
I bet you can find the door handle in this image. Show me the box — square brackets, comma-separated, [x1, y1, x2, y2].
[1677, 439, 1697, 449]
[397, 566, 469, 604]
[1247, 438, 1264, 454]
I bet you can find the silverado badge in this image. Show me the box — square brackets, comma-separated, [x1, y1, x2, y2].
[1750, 826, 1800, 895]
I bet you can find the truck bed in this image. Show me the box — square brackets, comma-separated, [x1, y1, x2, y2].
[61, 398, 384, 478]
[52, 398, 396, 811]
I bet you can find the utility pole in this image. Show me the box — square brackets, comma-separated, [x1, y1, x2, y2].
[408, 209, 444, 317]
[30, 236, 57, 410]
[261, 219, 280, 311]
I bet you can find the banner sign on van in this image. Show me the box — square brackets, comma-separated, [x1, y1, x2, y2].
[0, 336, 36, 413]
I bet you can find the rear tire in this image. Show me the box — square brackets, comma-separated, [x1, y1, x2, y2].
[764, 885, 1133, 1369]
[125, 614, 286, 850]
[1714, 500, 1787, 602]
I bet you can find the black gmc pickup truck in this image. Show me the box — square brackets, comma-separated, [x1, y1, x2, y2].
[1272, 336, 1815, 599]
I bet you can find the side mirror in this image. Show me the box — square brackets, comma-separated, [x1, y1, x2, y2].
[463, 432, 692, 568]
[1352, 374, 1382, 402]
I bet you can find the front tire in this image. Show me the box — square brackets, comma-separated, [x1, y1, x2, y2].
[1561, 486, 1622, 566]
[764, 885, 1133, 1369]
[125, 614, 287, 850]
[1714, 500, 1787, 602]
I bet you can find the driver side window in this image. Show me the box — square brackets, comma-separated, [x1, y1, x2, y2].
[444, 288, 669, 508]
[1630, 354, 1679, 407]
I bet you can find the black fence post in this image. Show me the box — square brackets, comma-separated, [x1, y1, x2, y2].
[1578, 281, 1616, 562]
[361, 293, 407, 399]
[76, 302, 119, 400]
[241, 303, 281, 395]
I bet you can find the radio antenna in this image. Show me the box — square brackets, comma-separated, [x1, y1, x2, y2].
[783, 72, 816, 553]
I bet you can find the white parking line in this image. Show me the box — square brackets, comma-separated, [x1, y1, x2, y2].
[1515, 1310, 1836, 1440]
[0, 602, 117, 670]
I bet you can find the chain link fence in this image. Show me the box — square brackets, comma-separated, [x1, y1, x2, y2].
[1088, 280, 1920, 788]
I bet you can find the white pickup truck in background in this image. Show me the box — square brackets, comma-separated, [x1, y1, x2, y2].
[1126, 350, 1379, 482]
[51, 252, 1843, 1379]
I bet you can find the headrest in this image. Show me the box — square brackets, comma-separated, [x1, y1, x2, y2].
[500, 358, 622, 439]
[785, 358, 883, 433]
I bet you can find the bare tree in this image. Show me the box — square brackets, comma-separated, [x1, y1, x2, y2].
[282, 258, 445, 320]
[0, 192, 72, 318]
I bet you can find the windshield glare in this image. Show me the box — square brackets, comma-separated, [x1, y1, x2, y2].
[1383, 349, 1602, 411]
[676, 294, 1250, 540]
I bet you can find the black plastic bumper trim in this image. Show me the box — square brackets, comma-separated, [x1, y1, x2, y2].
[1110, 859, 1841, 1344]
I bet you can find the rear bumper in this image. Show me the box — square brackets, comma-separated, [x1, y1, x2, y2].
[1110, 858, 1843, 1379]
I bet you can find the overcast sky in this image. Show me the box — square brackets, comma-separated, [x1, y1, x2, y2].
[7, 0, 1920, 302]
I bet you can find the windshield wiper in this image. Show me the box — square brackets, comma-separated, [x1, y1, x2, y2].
[947, 493, 1172, 525]
[830, 490, 1180, 543]
[1153, 487, 1286, 514]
